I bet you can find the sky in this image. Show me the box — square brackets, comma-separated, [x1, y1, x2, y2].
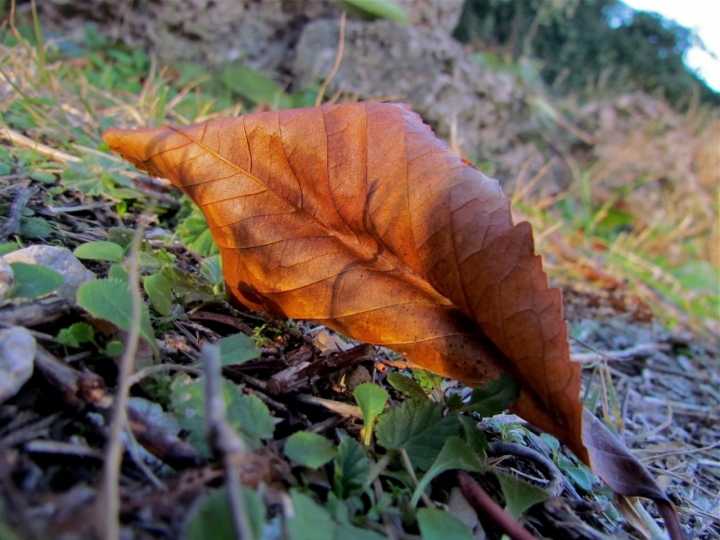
[621, 0, 720, 92]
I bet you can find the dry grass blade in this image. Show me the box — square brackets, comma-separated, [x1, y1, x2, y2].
[95, 223, 146, 540]
[315, 11, 347, 107]
[0, 126, 81, 164]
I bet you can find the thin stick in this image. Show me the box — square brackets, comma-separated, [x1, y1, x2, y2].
[315, 11, 347, 107]
[203, 344, 255, 540]
[457, 470, 536, 540]
[95, 222, 146, 540]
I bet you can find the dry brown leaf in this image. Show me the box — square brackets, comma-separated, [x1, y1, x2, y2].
[104, 103, 683, 538]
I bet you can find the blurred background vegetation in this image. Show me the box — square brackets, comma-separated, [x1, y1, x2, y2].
[454, 0, 719, 107]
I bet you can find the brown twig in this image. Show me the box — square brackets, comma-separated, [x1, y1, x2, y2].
[267, 344, 374, 394]
[203, 343, 255, 540]
[34, 345, 108, 408]
[457, 470, 536, 540]
[188, 310, 254, 335]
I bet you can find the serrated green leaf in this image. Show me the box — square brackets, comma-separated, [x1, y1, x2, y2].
[338, 0, 410, 23]
[57, 322, 95, 348]
[387, 372, 428, 401]
[62, 161, 116, 196]
[226, 392, 275, 444]
[375, 400, 461, 471]
[496, 471, 549, 519]
[19, 216, 53, 239]
[104, 340, 124, 356]
[285, 432, 337, 468]
[288, 490, 336, 540]
[144, 273, 173, 316]
[9, 262, 64, 299]
[417, 508, 474, 540]
[410, 437, 484, 507]
[462, 375, 520, 416]
[353, 383, 389, 445]
[539, 433, 560, 455]
[458, 415, 488, 458]
[169, 374, 208, 454]
[333, 437, 369, 499]
[217, 333, 259, 366]
[411, 368, 442, 391]
[169, 375, 274, 455]
[74, 241, 124, 263]
[444, 393, 464, 410]
[76, 278, 157, 354]
[177, 205, 219, 256]
[186, 487, 265, 540]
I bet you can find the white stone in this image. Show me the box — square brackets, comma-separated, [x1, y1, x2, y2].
[0, 326, 36, 403]
[0, 258, 14, 301]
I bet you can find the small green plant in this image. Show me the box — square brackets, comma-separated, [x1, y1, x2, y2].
[168, 374, 274, 455]
[76, 278, 157, 354]
[353, 383, 389, 445]
[216, 333, 260, 366]
[251, 323, 282, 347]
[56, 322, 95, 348]
[284, 432, 337, 468]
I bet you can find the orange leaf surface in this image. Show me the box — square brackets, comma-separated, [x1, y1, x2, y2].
[104, 103, 682, 538]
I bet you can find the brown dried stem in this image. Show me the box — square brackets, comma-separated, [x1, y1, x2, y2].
[457, 470, 536, 540]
